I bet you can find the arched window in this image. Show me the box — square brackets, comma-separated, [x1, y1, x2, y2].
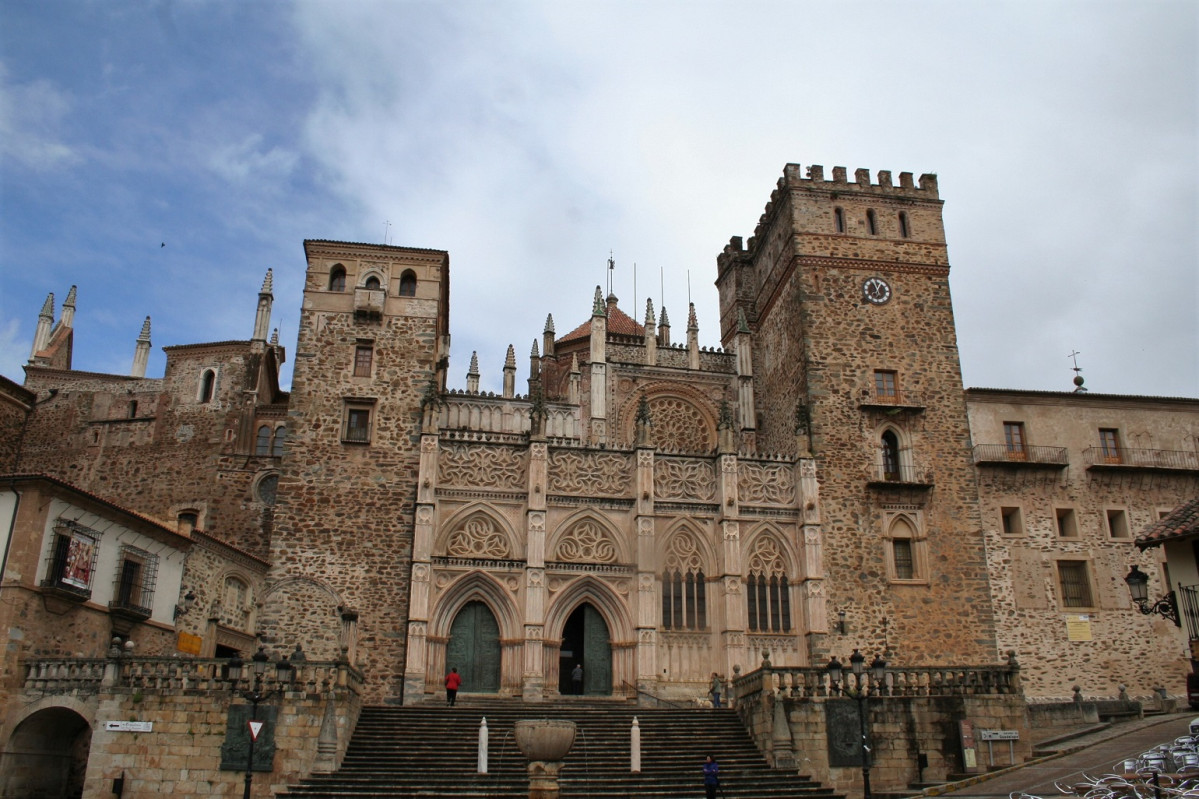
[271, 425, 286, 456]
[746, 536, 791, 633]
[364, 275, 382, 290]
[834, 207, 845, 234]
[255, 425, 272, 456]
[866, 209, 877, 235]
[199, 370, 216, 403]
[329, 265, 347, 292]
[886, 516, 924, 581]
[661, 532, 707, 631]
[898, 212, 910, 239]
[882, 430, 902, 481]
[398, 270, 417, 297]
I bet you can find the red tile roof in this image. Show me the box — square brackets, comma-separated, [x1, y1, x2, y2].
[558, 304, 645, 344]
[1135, 497, 1199, 550]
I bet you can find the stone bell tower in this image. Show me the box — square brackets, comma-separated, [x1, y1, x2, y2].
[264, 240, 450, 703]
[716, 164, 997, 666]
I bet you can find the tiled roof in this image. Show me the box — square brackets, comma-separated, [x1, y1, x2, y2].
[558, 305, 646, 344]
[1135, 497, 1199, 550]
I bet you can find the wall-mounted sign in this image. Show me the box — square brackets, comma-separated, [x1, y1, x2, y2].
[177, 632, 203, 655]
[1066, 614, 1093, 642]
[980, 729, 1020, 740]
[105, 721, 152, 732]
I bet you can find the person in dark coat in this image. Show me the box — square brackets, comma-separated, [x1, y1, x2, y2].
[703, 754, 719, 798]
[571, 663, 583, 695]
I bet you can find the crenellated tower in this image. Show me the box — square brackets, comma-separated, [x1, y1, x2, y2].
[716, 163, 996, 666]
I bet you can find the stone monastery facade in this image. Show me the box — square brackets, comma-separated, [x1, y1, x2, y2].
[4, 163, 1197, 720]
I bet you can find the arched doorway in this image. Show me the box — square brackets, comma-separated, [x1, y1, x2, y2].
[1, 707, 91, 798]
[558, 603, 611, 695]
[446, 600, 501, 693]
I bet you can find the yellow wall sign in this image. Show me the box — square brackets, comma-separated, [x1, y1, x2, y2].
[1065, 614, 1093, 642]
[176, 632, 203, 655]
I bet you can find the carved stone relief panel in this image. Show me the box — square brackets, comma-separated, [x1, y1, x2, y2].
[439, 443, 526, 490]
[547, 450, 633, 496]
[654, 457, 717, 501]
[554, 519, 618, 563]
[445, 513, 512, 558]
[738, 461, 797, 505]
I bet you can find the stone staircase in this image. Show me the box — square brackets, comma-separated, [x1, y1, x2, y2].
[277, 697, 843, 798]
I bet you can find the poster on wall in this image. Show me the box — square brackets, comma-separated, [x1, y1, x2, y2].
[61, 532, 97, 589]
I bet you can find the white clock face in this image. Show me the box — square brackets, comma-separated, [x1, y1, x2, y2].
[862, 277, 891, 305]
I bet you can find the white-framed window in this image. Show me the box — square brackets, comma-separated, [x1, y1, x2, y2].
[43, 519, 101, 597]
[113, 545, 158, 615]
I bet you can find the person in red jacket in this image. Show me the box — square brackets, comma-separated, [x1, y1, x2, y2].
[445, 667, 462, 707]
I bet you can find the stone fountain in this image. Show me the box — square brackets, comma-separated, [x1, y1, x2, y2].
[514, 719, 577, 799]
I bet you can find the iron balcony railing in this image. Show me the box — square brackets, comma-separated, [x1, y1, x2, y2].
[867, 463, 933, 486]
[1082, 447, 1199, 472]
[972, 444, 1070, 467]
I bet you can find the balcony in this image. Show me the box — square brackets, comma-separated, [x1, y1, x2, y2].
[1083, 447, 1199, 473]
[1178, 585, 1199, 644]
[972, 444, 1069, 468]
[858, 389, 925, 413]
[354, 287, 385, 321]
[866, 463, 934, 490]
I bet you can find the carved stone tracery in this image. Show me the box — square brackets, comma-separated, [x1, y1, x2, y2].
[547, 450, 632, 496]
[654, 458, 717, 501]
[554, 519, 618, 563]
[439, 443, 526, 490]
[445, 514, 511, 559]
[738, 462, 796, 505]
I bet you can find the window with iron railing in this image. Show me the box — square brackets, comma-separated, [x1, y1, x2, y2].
[112, 545, 158, 617]
[1057, 560, 1094, 608]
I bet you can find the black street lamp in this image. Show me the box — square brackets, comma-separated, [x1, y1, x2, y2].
[828, 649, 887, 799]
[1125, 565, 1180, 627]
[228, 647, 294, 799]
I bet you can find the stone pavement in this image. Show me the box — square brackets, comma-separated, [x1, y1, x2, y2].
[927, 712, 1197, 798]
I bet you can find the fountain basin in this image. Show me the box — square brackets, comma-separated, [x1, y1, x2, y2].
[513, 719, 577, 761]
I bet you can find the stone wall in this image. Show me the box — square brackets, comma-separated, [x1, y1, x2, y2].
[0, 377, 33, 472]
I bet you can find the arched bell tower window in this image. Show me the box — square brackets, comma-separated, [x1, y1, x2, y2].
[881, 429, 902, 481]
[866, 208, 877, 235]
[398, 270, 417, 297]
[255, 425, 272, 456]
[329, 265, 347, 292]
[898, 212, 910, 239]
[199, 369, 216, 404]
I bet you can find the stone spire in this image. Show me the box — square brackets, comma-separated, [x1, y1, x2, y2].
[644, 299, 657, 366]
[529, 339, 541, 382]
[252, 269, 274, 342]
[29, 293, 54, 362]
[502, 344, 516, 398]
[686, 302, 700, 370]
[60, 285, 77, 330]
[735, 308, 756, 435]
[131, 317, 152, 378]
[568, 353, 581, 405]
[543, 314, 555, 358]
[467, 351, 480, 394]
[659, 306, 671, 347]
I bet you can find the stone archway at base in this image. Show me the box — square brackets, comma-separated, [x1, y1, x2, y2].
[558, 603, 612, 695]
[1, 706, 91, 799]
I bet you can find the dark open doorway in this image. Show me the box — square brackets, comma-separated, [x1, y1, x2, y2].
[558, 603, 611, 695]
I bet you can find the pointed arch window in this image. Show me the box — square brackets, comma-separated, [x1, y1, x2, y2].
[882, 430, 902, 481]
[399, 270, 417, 297]
[255, 425, 272, 455]
[271, 426, 286, 456]
[746, 536, 791, 633]
[661, 532, 707, 631]
[329, 265, 347, 292]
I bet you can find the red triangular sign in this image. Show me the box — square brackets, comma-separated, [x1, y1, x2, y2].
[248, 720, 264, 742]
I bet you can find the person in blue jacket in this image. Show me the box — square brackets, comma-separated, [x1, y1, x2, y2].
[703, 754, 719, 798]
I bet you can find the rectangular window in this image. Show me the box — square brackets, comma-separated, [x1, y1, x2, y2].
[1057, 560, 1094, 608]
[874, 370, 898, 400]
[1107, 509, 1129, 538]
[892, 539, 914, 579]
[1001, 507, 1024, 536]
[1056, 508, 1078, 538]
[353, 344, 374, 377]
[1003, 422, 1027, 459]
[1099, 428, 1122, 464]
[113, 545, 158, 616]
[43, 520, 100, 596]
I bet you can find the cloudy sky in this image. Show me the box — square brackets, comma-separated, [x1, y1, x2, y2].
[2, 0, 1195, 399]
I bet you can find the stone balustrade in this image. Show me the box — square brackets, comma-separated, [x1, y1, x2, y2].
[22, 656, 363, 697]
[731, 660, 1021, 704]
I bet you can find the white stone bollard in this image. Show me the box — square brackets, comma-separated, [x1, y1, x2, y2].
[478, 716, 489, 774]
[631, 716, 641, 773]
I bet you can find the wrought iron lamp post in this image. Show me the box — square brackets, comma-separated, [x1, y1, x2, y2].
[228, 647, 294, 799]
[827, 649, 887, 799]
[1125, 565, 1180, 626]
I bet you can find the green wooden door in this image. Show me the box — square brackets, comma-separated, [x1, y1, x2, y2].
[582, 604, 611, 695]
[446, 601, 501, 693]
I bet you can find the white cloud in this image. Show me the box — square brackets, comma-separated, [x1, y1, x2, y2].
[206, 134, 298, 185]
[0, 64, 80, 171]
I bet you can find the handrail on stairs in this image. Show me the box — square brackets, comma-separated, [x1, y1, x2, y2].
[621, 680, 687, 709]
